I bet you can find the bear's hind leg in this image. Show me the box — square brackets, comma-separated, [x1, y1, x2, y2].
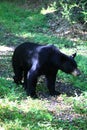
[13, 67, 23, 85]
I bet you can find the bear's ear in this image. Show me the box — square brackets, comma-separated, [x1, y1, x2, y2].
[71, 53, 76, 58]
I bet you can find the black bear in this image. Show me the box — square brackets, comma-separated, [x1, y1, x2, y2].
[12, 42, 80, 98]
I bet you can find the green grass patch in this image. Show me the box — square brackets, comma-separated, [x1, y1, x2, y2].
[0, 2, 47, 35]
[0, 78, 26, 100]
[0, 98, 87, 130]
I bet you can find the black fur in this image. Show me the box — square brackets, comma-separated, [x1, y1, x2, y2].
[12, 42, 80, 98]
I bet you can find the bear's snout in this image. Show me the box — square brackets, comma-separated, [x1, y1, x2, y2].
[71, 68, 81, 76]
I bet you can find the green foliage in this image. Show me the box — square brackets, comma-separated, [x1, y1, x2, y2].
[57, 0, 87, 23]
[73, 93, 87, 114]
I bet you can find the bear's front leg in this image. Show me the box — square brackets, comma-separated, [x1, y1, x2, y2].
[46, 75, 60, 96]
[26, 69, 38, 98]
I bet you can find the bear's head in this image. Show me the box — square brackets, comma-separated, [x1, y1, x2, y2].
[61, 53, 81, 76]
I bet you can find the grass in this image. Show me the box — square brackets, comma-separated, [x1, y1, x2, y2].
[0, 92, 86, 130]
[0, 1, 87, 130]
[0, 2, 47, 34]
